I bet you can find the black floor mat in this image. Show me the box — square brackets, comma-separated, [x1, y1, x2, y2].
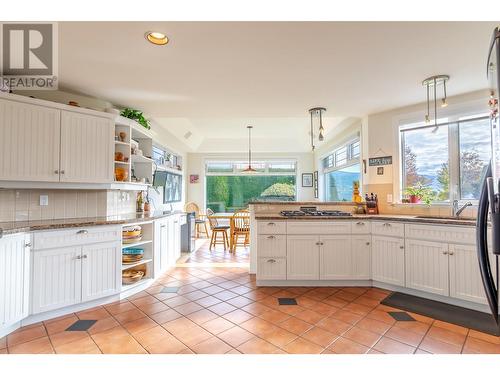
[382, 292, 500, 336]
[65, 320, 97, 331]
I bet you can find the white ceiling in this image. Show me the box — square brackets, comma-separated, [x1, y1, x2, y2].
[57, 21, 497, 152]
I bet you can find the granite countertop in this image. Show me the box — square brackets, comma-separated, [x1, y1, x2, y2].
[0, 210, 186, 237]
[249, 201, 361, 206]
[254, 213, 478, 226]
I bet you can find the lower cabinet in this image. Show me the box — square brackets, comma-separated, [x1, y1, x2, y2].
[351, 235, 372, 280]
[0, 233, 30, 330]
[371, 235, 405, 287]
[154, 215, 182, 277]
[32, 240, 121, 314]
[405, 239, 449, 296]
[287, 235, 320, 280]
[449, 243, 495, 305]
[320, 235, 352, 280]
[258, 257, 287, 280]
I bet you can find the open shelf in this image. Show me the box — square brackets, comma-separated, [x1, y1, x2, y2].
[122, 239, 153, 249]
[122, 258, 153, 270]
[131, 154, 154, 164]
[114, 161, 129, 165]
[121, 278, 152, 292]
[115, 140, 130, 146]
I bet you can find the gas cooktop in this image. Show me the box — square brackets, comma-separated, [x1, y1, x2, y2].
[280, 210, 352, 217]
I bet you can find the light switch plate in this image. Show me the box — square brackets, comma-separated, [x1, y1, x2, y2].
[39, 195, 49, 206]
[387, 194, 393, 203]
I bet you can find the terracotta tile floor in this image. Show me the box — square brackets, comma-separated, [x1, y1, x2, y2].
[3, 240, 500, 354]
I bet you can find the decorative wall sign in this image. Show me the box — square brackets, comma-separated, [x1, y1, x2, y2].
[302, 173, 313, 187]
[190, 174, 199, 183]
[377, 167, 384, 175]
[369, 156, 392, 166]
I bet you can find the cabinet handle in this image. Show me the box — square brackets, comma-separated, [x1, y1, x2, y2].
[449, 251, 454, 255]
[384, 223, 392, 227]
[76, 255, 82, 260]
[267, 259, 276, 263]
[267, 235, 275, 239]
[399, 246, 404, 249]
[316, 241, 324, 246]
[25, 243, 32, 248]
[160, 225, 166, 228]
[54, 170, 59, 174]
[366, 242, 370, 245]
[356, 222, 365, 225]
[442, 250, 448, 255]
[82, 254, 88, 259]
[77, 229, 88, 234]
[60, 170, 65, 175]
[267, 222, 276, 226]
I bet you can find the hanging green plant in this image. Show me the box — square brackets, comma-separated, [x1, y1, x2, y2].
[120, 108, 151, 130]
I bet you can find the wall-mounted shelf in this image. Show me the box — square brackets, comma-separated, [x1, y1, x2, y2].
[122, 239, 153, 249]
[122, 258, 153, 270]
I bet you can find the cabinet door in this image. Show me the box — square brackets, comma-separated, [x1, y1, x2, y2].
[371, 235, 405, 287]
[0, 98, 60, 182]
[173, 216, 181, 262]
[319, 235, 352, 280]
[449, 244, 496, 304]
[351, 235, 371, 280]
[286, 235, 319, 280]
[258, 257, 287, 280]
[405, 239, 449, 296]
[32, 247, 82, 313]
[60, 110, 113, 183]
[0, 234, 30, 328]
[154, 219, 168, 275]
[81, 241, 121, 302]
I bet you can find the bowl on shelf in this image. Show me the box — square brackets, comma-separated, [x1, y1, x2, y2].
[122, 254, 144, 263]
[123, 236, 142, 244]
[122, 269, 144, 284]
[115, 152, 124, 161]
[123, 226, 141, 238]
[115, 167, 129, 182]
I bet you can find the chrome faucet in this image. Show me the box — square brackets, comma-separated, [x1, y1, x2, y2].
[452, 200, 473, 217]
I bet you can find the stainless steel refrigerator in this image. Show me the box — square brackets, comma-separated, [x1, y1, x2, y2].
[477, 27, 500, 325]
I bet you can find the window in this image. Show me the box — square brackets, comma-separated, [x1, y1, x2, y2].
[322, 139, 361, 201]
[400, 116, 490, 202]
[205, 161, 297, 212]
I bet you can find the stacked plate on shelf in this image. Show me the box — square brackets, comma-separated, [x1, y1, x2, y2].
[122, 247, 144, 263]
[123, 225, 142, 244]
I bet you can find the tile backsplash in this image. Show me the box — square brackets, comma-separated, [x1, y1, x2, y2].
[0, 189, 137, 222]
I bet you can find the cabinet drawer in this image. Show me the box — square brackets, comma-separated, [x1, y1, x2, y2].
[406, 224, 475, 245]
[34, 225, 122, 250]
[287, 221, 351, 235]
[371, 221, 404, 237]
[351, 221, 371, 234]
[257, 257, 286, 280]
[257, 221, 286, 234]
[257, 235, 286, 257]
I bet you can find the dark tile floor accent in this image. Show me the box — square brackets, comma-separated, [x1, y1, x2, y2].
[387, 311, 416, 321]
[65, 320, 97, 331]
[278, 298, 298, 305]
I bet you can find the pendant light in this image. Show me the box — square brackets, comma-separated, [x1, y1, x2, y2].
[308, 107, 327, 151]
[422, 75, 450, 132]
[243, 125, 257, 173]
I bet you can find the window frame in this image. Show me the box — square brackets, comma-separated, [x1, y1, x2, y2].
[205, 160, 297, 177]
[399, 115, 490, 204]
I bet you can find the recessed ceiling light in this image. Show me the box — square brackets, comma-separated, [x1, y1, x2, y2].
[145, 31, 169, 46]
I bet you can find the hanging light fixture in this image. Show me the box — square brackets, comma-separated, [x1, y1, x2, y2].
[243, 125, 257, 173]
[308, 107, 327, 151]
[422, 75, 450, 131]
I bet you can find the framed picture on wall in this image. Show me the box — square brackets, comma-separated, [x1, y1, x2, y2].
[302, 173, 313, 187]
[313, 171, 319, 198]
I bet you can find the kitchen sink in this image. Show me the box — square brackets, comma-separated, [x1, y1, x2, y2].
[414, 215, 475, 221]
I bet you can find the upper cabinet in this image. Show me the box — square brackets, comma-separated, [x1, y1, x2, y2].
[0, 99, 61, 182]
[0, 96, 114, 185]
[60, 111, 113, 183]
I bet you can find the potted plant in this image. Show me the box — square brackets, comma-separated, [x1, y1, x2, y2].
[120, 108, 151, 130]
[404, 183, 435, 204]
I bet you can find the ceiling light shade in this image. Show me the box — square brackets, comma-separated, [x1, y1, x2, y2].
[422, 75, 449, 129]
[308, 107, 327, 151]
[145, 31, 169, 45]
[243, 125, 257, 173]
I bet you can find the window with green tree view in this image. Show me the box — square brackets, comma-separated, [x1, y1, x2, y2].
[205, 161, 296, 212]
[401, 116, 491, 203]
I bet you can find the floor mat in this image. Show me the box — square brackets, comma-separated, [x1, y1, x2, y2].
[382, 292, 500, 336]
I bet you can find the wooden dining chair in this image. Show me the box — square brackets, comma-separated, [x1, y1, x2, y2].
[184, 201, 209, 238]
[230, 209, 250, 253]
[206, 208, 230, 250]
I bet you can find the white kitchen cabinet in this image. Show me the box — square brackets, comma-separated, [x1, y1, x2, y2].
[81, 241, 121, 302]
[0, 98, 61, 182]
[320, 235, 352, 280]
[59, 110, 114, 183]
[351, 235, 371, 280]
[449, 244, 496, 305]
[32, 246, 82, 314]
[172, 215, 181, 262]
[405, 239, 449, 296]
[372, 221, 405, 237]
[286, 235, 320, 280]
[371, 235, 405, 287]
[0, 233, 30, 331]
[154, 215, 182, 277]
[257, 234, 287, 257]
[258, 257, 287, 280]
